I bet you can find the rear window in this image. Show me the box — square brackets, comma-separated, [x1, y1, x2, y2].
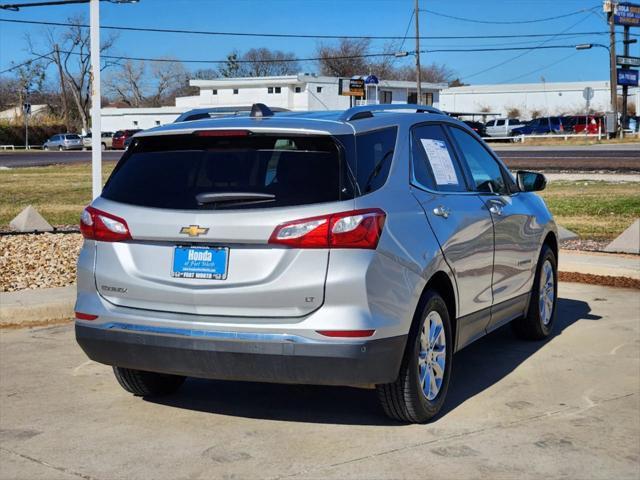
[102, 133, 356, 210]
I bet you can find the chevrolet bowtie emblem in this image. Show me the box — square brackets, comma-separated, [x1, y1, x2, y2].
[179, 225, 209, 237]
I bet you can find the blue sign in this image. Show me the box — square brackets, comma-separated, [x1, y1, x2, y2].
[614, 2, 640, 27]
[618, 69, 639, 86]
[172, 246, 228, 280]
[364, 75, 379, 85]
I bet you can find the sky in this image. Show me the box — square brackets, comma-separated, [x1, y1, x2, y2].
[0, 0, 639, 86]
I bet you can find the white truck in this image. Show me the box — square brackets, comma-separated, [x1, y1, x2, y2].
[485, 118, 524, 137]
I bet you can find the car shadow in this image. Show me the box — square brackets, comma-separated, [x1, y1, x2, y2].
[145, 297, 600, 426]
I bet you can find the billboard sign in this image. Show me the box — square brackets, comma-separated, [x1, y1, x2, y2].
[617, 68, 639, 86]
[614, 2, 640, 27]
[339, 77, 365, 96]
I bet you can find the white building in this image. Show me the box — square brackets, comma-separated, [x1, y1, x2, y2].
[440, 81, 639, 120]
[101, 74, 446, 132]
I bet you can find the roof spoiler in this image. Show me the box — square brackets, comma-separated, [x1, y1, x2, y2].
[340, 104, 444, 122]
[250, 103, 275, 118]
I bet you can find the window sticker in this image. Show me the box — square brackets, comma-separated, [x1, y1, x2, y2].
[420, 139, 459, 185]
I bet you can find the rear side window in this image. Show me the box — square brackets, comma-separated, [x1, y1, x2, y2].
[354, 127, 397, 194]
[102, 133, 355, 210]
[65, 134, 81, 140]
[411, 124, 467, 192]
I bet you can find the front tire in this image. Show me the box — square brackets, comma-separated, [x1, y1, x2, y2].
[376, 291, 453, 423]
[513, 245, 557, 340]
[113, 366, 185, 396]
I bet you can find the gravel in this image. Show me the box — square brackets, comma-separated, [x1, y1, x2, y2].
[0, 233, 82, 292]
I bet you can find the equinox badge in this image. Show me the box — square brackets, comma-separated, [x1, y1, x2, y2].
[180, 225, 209, 237]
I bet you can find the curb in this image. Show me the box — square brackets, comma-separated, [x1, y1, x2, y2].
[0, 285, 75, 328]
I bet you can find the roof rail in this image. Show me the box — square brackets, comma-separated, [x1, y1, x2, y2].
[339, 104, 444, 122]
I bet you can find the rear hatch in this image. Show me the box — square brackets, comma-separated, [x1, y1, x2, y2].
[92, 130, 356, 320]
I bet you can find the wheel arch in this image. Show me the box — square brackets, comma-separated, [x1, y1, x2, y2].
[412, 271, 457, 349]
[542, 230, 558, 261]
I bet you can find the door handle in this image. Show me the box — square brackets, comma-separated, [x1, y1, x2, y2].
[433, 206, 451, 218]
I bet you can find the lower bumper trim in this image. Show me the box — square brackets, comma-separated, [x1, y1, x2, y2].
[76, 323, 406, 386]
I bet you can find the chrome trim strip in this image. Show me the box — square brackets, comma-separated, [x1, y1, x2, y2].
[88, 322, 323, 344]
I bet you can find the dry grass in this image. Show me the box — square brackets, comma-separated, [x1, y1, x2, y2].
[0, 162, 116, 227]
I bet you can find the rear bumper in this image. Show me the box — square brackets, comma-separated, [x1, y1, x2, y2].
[76, 323, 406, 386]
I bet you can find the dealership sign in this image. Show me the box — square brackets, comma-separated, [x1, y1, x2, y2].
[339, 77, 366, 96]
[614, 2, 640, 27]
[617, 68, 639, 86]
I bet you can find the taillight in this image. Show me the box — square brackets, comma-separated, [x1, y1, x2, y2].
[75, 312, 98, 321]
[269, 209, 385, 249]
[80, 206, 132, 242]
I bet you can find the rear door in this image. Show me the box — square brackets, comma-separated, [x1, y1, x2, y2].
[93, 131, 356, 320]
[409, 123, 495, 346]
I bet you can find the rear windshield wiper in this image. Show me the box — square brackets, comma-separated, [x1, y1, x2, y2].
[195, 192, 276, 208]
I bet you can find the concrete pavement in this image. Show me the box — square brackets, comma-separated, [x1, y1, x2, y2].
[1, 282, 638, 479]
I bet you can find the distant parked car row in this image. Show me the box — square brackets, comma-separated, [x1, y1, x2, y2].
[465, 115, 609, 138]
[42, 129, 142, 151]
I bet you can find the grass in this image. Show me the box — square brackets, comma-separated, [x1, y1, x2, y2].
[0, 164, 638, 241]
[540, 181, 640, 241]
[0, 162, 116, 227]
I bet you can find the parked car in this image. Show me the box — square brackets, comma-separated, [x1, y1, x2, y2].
[462, 120, 488, 137]
[43, 133, 83, 151]
[511, 117, 566, 136]
[566, 115, 604, 135]
[75, 103, 558, 423]
[111, 129, 141, 150]
[83, 131, 114, 150]
[485, 118, 524, 137]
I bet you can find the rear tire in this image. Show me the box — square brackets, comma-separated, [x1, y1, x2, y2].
[376, 291, 453, 423]
[113, 366, 185, 396]
[513, 245, 557, 340]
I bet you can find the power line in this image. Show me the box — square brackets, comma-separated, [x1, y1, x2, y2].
[421, 5, 601, 25]
[501, 51, 580, 83]
[0, 17, 612, 41]
[31, 44, 585, 66]
[461, 10, 595, 81]
[0, 50, 52, 74]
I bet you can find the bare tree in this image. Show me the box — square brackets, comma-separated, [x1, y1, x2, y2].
[104, 60, 145, 107]
[217, 49, 300, 78]
[391, 63, 455, 83]
[28, 15, 117, 132]
[315, 38, 371, 77]
[4, 62, 46, 116]
[105, 59, 190, 107]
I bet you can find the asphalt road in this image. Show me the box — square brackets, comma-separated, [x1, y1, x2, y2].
[1, 282, 638, 480]
[1, 146, 639, 171]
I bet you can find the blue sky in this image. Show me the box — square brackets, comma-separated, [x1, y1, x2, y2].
[1, 0, 638, 85]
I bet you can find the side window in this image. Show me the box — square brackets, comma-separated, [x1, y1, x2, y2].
[496, 119, 505, 126]
[448, 127, 508, 195]
[355, 127, 397, 194]
[411, 124, 466, 192]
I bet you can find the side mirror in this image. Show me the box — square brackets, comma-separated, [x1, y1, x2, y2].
[517, 170, 546, 192]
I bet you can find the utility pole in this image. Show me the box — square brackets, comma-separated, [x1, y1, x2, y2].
[415, 0, 422, 104]
[607, 3, 619, 138]
[90, 0, 102, 199]
[621, 25, 631, 132]
[53, 44, 71, 133]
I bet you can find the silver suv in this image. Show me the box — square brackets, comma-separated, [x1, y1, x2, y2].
[75, 104, 558, 423]
[43, 133, 83, 151]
